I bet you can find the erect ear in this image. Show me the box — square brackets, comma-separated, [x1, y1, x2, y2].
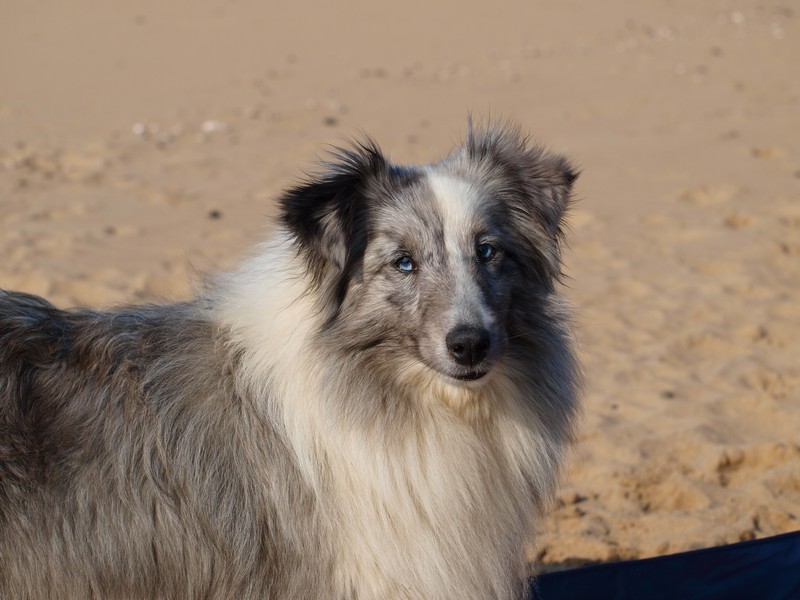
[521, 150, 579, 240]
[465, 123, 579, 283]
[279, 142, 387, 284]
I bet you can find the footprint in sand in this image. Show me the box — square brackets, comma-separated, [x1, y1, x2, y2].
[713, 443, 800, 488]
[636, 472, 712, 512]
[678, 184, 739, 206]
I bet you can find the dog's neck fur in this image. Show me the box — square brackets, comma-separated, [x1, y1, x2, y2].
[215, 237, 556, 598]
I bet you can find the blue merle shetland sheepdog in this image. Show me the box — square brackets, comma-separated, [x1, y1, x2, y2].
[0, 122, 580, 599]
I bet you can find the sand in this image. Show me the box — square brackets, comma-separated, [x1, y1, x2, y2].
[2, 0, 798, 569]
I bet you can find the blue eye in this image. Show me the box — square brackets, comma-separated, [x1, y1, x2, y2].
[395, 255, 417, 273]
[476, 243, 496, 262]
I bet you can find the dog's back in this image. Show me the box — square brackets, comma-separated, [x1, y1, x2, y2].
[0, 290, 325, 598]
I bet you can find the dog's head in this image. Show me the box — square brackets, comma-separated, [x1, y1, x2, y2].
[280, 123, 577, 386]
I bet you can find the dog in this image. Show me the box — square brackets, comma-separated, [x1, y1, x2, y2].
[0, 123, 580, 599]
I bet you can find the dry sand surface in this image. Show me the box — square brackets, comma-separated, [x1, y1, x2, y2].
[2, 0, 799, 570]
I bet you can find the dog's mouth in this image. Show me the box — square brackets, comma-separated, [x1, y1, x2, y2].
[453, 370, 488, 382]
[420, 358, 493, 384]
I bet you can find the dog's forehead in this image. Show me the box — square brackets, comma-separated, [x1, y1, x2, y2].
[425, 171, 483, 227]
[375, 169, 492, 242]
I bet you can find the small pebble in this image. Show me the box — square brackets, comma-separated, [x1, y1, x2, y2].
[243, 106, 261, 119]
[752, 146, 786, 159]
[201, 120, 229, 134]
[724, 213, 751, 230]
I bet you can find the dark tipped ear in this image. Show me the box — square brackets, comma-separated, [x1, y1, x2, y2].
[466, 124, 579, 234]
[524, 152, 579, 240]
[466, 123, 579, 282]
[279, 142, 386, 282]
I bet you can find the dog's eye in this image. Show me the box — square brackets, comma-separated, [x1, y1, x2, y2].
[394, 255, 417, 273]
[476, 243, 497, 262]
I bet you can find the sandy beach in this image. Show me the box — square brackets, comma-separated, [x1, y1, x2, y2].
[2, 0, 799, 569]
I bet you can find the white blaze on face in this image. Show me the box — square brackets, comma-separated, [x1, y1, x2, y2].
[426, 172, 482, 256]
[425, 171, 493, 330]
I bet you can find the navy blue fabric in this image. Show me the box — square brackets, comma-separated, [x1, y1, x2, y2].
[532, 531, 800, 600]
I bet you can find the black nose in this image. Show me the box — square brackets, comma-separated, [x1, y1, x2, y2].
[446, 325, 491, 367]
